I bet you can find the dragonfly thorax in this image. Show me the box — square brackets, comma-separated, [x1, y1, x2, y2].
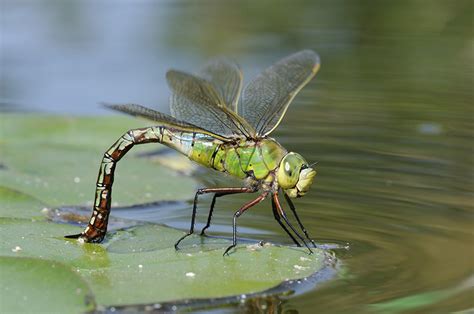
[277, 152, 316, 198]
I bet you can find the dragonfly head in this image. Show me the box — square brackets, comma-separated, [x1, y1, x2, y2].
[277, 152, 317, 198]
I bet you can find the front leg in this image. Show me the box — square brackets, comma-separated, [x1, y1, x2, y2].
[271, 197, 301, 247]
[283, 192, 318, 248]
[273, 193, 313, 254]
[65, 127, 162, 243]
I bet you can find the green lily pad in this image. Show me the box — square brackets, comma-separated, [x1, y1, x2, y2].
[0, 114, 331, 310]
[0, 256, 95, 314]
[0, 218, 327, 306]
[0, 186, 47, 219]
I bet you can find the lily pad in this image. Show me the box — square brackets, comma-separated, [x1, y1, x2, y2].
[0, 186, 47, 219]
[0, 256, 95, 314]
[0, 218, 328, 306]
[0, 114, 332, 310]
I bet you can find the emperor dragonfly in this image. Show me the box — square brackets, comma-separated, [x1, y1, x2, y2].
[66, 50, 320, 255]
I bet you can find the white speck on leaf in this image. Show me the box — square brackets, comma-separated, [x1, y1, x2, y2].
[293, 264, 308, 270]
[11, 246, 22, 253]
[185, 272, 195, 278]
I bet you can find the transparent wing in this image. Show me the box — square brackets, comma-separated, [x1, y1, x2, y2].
[103, 103, 231, 141]
[241, 50, 320, 136]
[199, 58, 242, 112]
[167, 70, 255, 138]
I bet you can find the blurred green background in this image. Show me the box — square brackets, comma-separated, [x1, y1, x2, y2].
[1, 0, 473, 313]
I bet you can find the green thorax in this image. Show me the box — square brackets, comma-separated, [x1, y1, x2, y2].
[189, 137, 287, 180]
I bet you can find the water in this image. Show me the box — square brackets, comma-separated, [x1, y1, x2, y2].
[2, 1, 473, 313]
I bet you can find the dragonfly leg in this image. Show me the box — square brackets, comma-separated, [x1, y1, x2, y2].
[271, 197, 301, 247]
[283, 192, 318, 248]
[200, 193, 218, 236]
[223, 192, 268, 256]
[200, 187, 256, 236]
[175, 187, 255, 249]
[273, 193, 313, 254]
[65, 127, 161, 243]
[174, 188, 210, 249]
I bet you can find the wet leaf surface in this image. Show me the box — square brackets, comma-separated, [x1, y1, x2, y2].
[0, 256, 96, 314]
[0, 217, 329, 307]
[0, 186, 47, 219]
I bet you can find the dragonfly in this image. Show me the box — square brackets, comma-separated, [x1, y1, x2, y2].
[66, 50, 320, 255]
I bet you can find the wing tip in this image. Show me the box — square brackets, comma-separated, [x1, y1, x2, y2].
[300, 49, 320, 65]
[100, 103, 148, 117]
[201, 57, 241, 70]
[296, 49, 321, 75]
[100, 101, 115, 109]
[100, 102, 126, 113]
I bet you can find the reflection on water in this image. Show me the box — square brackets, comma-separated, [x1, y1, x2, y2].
[3, 0, 473, 312]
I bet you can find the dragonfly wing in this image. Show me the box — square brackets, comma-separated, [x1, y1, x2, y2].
[103, 103, 231, 141]
[240, 50, 320, 136]
[198, 58, 242, 112]
[167, 70, 255, 138]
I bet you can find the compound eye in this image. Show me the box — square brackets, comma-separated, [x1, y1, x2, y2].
[285, 161, 300, 180]
[278, 158, 300, 189]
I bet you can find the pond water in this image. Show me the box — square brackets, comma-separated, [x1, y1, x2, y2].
[2, 1, 473, 313]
